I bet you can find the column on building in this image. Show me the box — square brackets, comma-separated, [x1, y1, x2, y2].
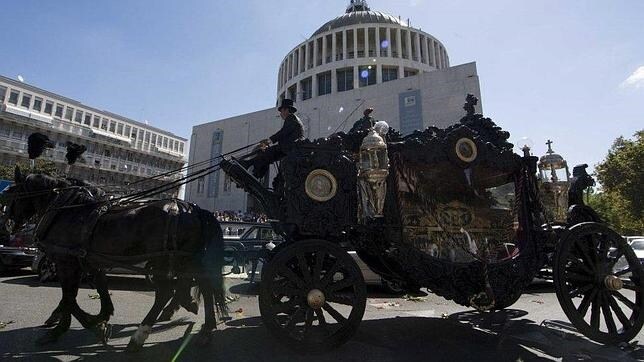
[342, 29, 348, 60]
[332, 32, 337, 62]
[414, 32, 421, 62]
[422, 36, 429, 64]
[298, 46, 305, 74]
[353, 27, 358, 59]
[296, 80, 302, 101]
[405, 29, 412, 60]
[322, 35, 328, 64]
[364, 27, 369, 58]
[312, 70, 318, 97]
[396, 28, 404, 78]
[353, 64, 359, 89]
[375, 26, 381, 57]
[376, 64, 382, 84]
[386, 27, 392, 57]
[313, 38, 319, 68]
[306, 42, 312, 70]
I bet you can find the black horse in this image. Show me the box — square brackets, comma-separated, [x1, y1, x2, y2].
[3, 167, 227, 350]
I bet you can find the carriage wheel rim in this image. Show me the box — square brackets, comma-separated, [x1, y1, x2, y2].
[554, 223, 644, 344]
[258, 239, 366, 351]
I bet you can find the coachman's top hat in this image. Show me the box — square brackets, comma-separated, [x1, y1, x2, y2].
[278, 99, 297, 113]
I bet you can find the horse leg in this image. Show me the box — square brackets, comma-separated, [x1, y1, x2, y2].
[195, 277, 216, 346]
[43, 301, 64, 327]
[36, 260, 81, 344]
[126, 277, 173, 352]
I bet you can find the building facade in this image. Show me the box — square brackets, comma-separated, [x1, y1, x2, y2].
[187, 0, 482, 212]
[0, 75, 187, 197]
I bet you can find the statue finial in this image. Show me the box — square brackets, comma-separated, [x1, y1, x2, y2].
[546, 140, 554, 155]
[346, 0, 370, 13]
[463, 94, 478, 116]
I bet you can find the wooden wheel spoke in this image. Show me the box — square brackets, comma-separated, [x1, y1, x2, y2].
[273, 283, 301, 297]
[568, 257, 594, 276]
[279, 265, 307, 289]
[569, 283, 594, 298]
[323, 303, 347, 324]
[315, 308, 327, 327]
[623, 280, 641, 293]
[312, 251, 325, 282]
[296, 251, 312, 284]
[327, 278, 355, 293]
[607, 293, 632, 328]
[566, 271, 593, 283]
[615, 268, 632, 277]
[320, 260, 342, 287]
[273, 298, 300, 314]
[577, 288, 596, 317]
[600, 292, 618, 334]
[611, 290, 637, 311]
[575, 240, 597, 272]
[285, 307, 306, 329]
[326, 293, 356, 306]
[590, 292, 601, 330]
[597, 235, 611, 262]
[303, 308, 314, 335]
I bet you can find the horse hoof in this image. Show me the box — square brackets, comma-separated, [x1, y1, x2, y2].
[92, 322, 112, 345]
[125, 340, 142, 353]
[35, 332, 58, 345]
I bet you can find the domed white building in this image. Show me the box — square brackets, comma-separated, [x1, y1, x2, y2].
[187, 0, 483, 212]
[277, 0, 450, 104]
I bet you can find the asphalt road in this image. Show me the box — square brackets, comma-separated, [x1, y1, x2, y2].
[0, 270, 642, 362]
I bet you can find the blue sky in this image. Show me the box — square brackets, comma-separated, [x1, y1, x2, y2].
[1, 0, 642, 170]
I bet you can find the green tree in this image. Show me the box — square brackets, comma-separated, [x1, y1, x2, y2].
[0, 159, 60, 181]
[590, 130, 644, 234]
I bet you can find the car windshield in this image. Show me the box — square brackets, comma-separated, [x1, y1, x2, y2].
[630, 239, 644, 250]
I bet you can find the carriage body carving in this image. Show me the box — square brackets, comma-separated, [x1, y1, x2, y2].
[221, 107, 644, 351]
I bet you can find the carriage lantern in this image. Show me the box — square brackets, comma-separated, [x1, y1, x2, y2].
[357, 122, 389, 221]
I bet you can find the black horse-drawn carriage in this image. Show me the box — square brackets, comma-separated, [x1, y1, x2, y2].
[220, 102, 643, 352]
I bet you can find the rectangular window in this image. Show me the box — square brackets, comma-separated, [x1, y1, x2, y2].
[124, 125, 131, 137]
[156, 135, 162, 146]
[93, 115, 100, 128]
[74, 110, 83, 123]
[144, 132, 150, 142]
[179, 143, 184, 153]
[131, 127, 138, 138]
[33, 97, 43, 111]
[0, 86, 6, 102]
[84, 113, 91, 125]
[44, 101, 53, 114]
[317, 71, 332, 96]
[382, 66, 398, 82]
[8, 91, 19, 105]
[169, 139, 174, 150]
[64, 107, 74, 120]
[109, 121, 116, 133]
[359, 65, 376, 87]
[151, 134, 157, 144]
[300, 77, 312, 100]
[404, 68, 418, 77]
[55, 104, 64, 117]
[101, 118, 108, 130]
[336, 67, 354, 92]
[117, 123, 123, 135]
[163, 137, 168, 148]
[20, 93, 31, 108]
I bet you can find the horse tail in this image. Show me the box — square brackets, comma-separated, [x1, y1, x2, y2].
[198, 208, 228, 319]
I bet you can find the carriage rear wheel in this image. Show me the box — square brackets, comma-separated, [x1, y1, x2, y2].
[258, 239, 366, 353]
[554, 222, 644, 344]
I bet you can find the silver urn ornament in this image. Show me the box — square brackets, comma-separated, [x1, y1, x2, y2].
[358, 123, 389, 221]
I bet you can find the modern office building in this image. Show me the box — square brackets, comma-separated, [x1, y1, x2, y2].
[0, 75, 187, 197]
[187, 0, 483, 211]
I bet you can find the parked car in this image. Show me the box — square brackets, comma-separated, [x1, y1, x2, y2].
[625, 236, 644, 245]
[0, 224, 38, 272]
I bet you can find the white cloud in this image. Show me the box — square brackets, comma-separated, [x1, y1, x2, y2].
[620, 66, 644, 89]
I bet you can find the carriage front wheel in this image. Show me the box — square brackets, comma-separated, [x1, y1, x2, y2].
[258, 239, 367, 353]
[554, 222, 644, 344]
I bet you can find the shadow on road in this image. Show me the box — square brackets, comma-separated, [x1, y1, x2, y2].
[1, 274, 155, 292]
[2, 310, 641, 361]
[228, 281, 429, 299]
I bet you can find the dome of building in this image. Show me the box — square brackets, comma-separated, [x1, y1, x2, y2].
[313, 11, 407, 37]
[276, 0, 450, 103]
